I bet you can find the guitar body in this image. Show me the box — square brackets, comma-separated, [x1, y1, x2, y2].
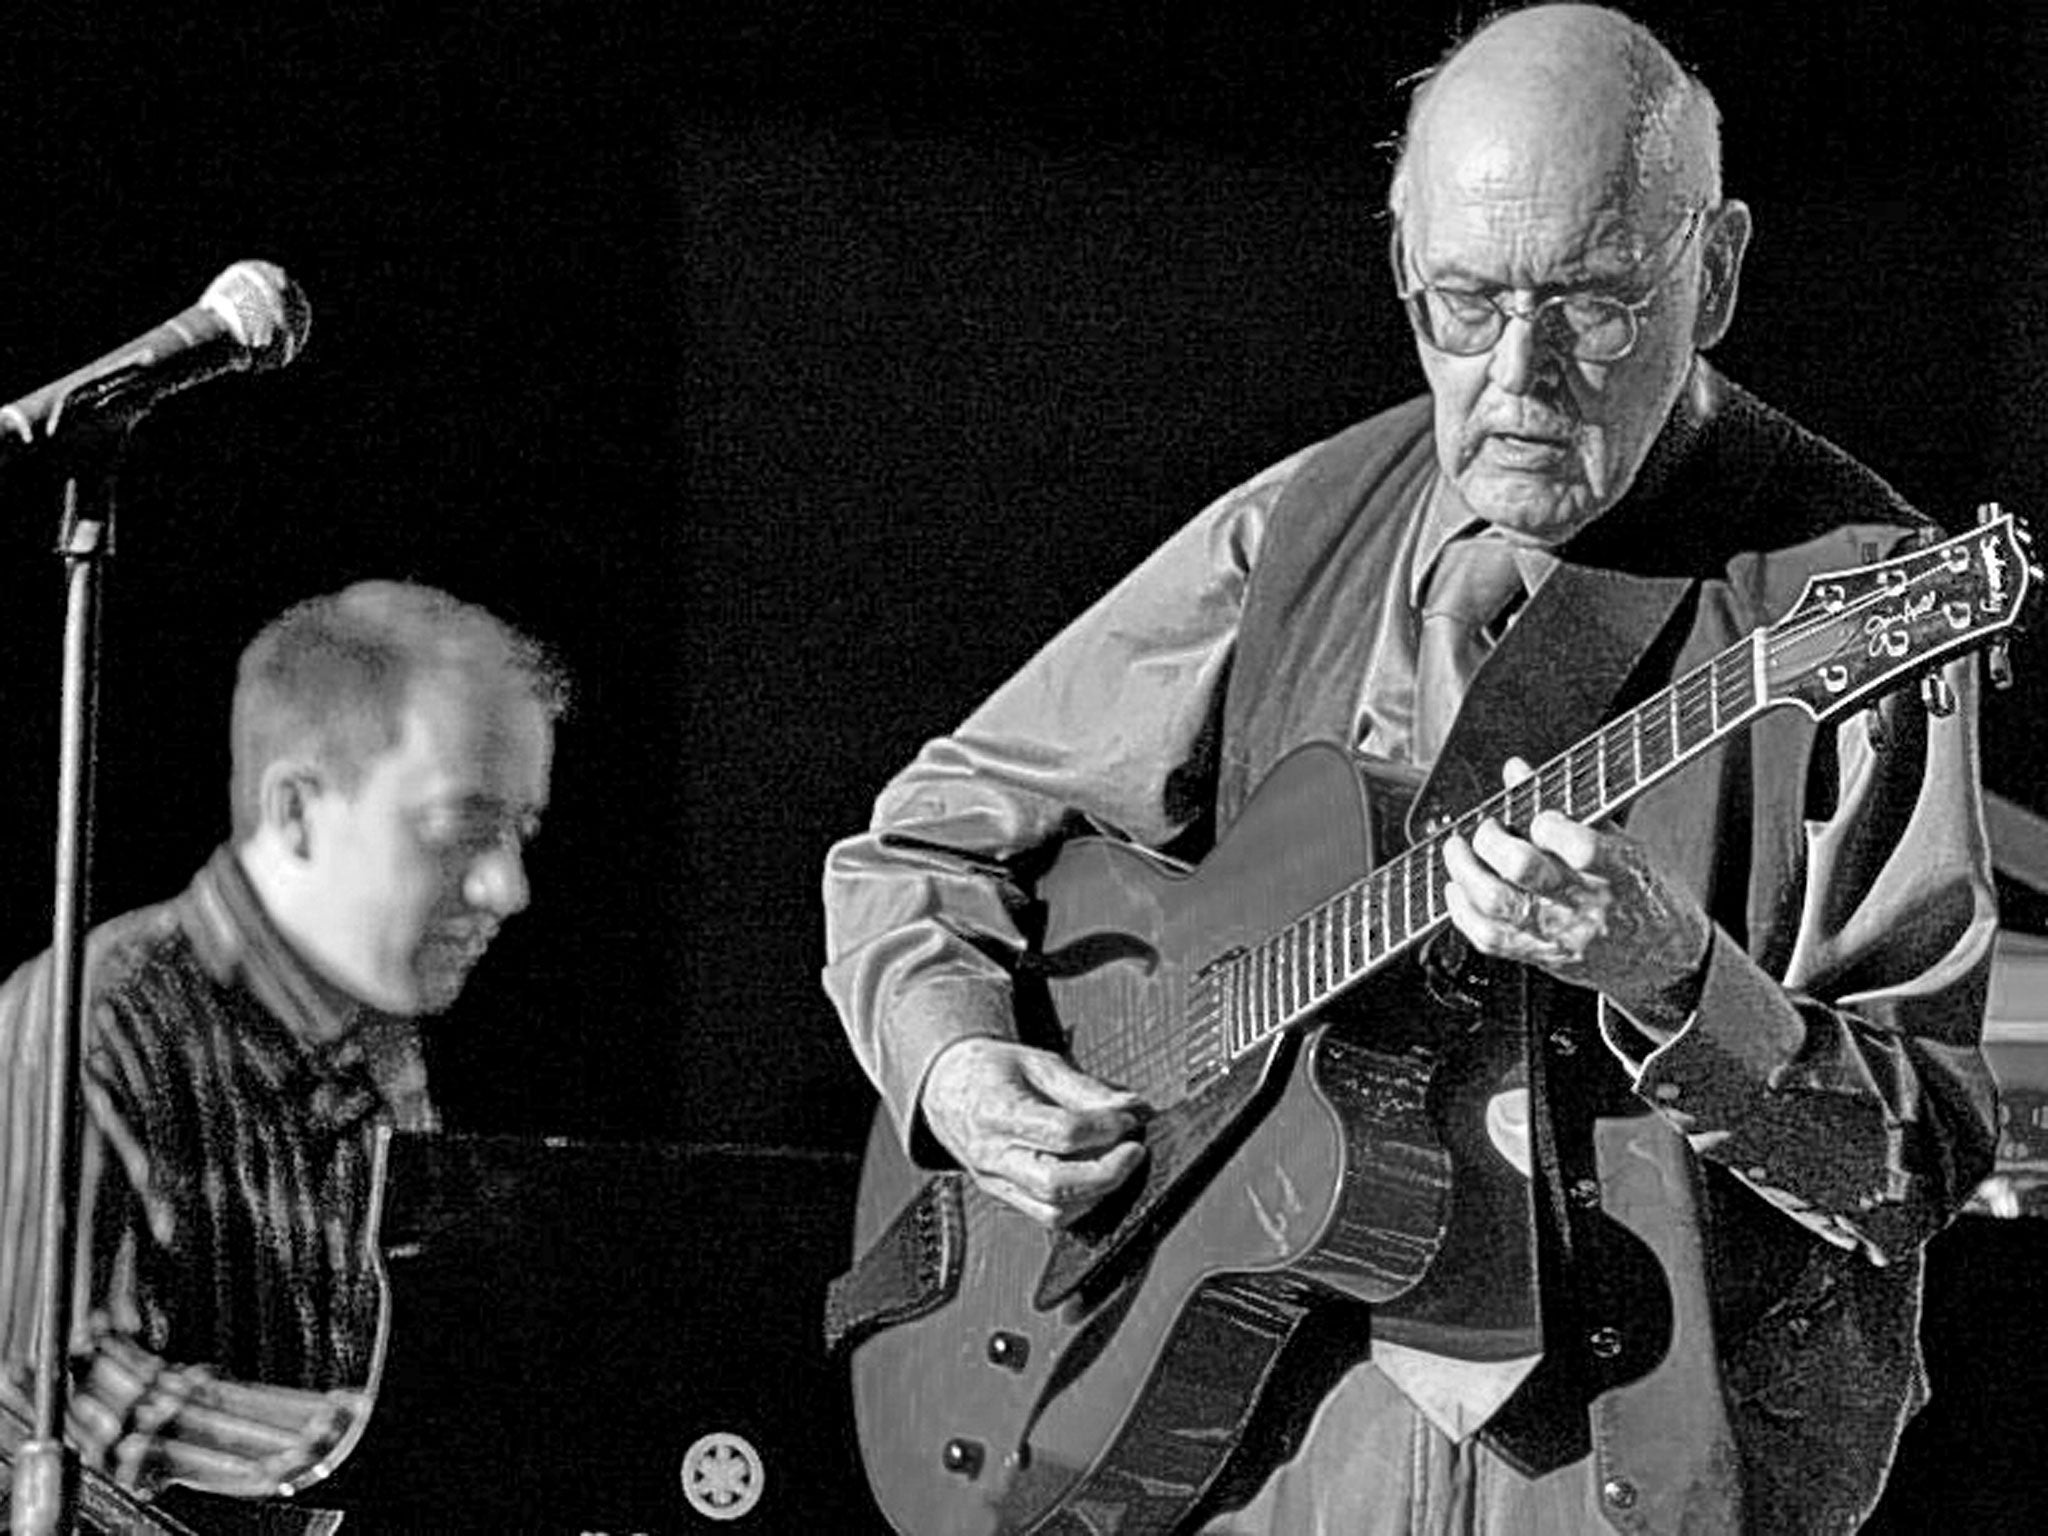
[850, 745, 1492, 1535]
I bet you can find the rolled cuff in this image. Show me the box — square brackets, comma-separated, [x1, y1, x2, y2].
[1604, 927, 1806, 1110]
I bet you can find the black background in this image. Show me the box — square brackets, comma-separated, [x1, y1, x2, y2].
[3, 0, 2041, 1151]
[0, 1, 2043, 1527]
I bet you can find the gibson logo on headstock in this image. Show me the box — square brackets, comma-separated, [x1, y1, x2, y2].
[1980, 531, 2013, 610]
[1865, 590, 1936, 658]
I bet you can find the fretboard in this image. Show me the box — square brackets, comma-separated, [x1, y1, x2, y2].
[1212, 632, 1764, 1062]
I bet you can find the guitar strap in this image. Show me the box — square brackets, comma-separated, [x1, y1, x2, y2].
[1407, 560, 1696, 841]
[1404, 559, 1697, 1474]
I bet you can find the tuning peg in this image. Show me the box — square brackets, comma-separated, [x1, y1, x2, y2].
[1921, 671, 1956, 716]
[1989, 638, 2015, 691]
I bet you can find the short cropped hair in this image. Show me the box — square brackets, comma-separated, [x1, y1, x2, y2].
[229, 580, 568, 841]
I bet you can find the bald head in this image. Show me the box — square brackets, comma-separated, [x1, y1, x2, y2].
[1383, 5, 1751, 543]
[1392, 5, 1721, 239]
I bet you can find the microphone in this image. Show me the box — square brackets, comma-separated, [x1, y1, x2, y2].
[0, 260, 311, 466]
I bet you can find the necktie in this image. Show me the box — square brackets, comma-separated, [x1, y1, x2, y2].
[1377, 530, 1544, 1438]
[1413, 534, 1527, 765]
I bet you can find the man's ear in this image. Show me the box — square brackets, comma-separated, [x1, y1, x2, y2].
[257, 761, 322, 861]
[1693, 199, 1752, 351]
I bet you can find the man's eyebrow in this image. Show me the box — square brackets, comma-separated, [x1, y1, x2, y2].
[434, 791, 545, 826]
[1420, 260, 1638, 294]
[1419, 258, 1499, 287]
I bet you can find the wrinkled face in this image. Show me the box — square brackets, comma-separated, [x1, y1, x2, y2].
[1400, 133, 1710, 543]
[300, 679, 552, 1015]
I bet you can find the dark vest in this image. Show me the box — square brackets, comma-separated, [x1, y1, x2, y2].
[1210, 372, 1940, 1531]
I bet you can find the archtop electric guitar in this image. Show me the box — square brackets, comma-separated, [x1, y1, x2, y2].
[832, 508, 2036, 1536]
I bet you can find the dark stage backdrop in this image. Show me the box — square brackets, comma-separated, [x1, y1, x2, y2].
[3, 0, 2039, 1148]
[1, 0, 2045, 1526]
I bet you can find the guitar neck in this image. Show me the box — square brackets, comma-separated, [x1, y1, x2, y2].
[1194, 510, 2033, 1072]
[1212, 633, 1764, 1063]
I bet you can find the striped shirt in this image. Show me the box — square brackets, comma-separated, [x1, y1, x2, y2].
[0, 847, 435, 1501]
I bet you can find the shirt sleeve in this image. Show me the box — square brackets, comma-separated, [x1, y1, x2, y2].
[0, 963, 364, 1503]
[820, 452, 1303, 1155]
[1598, 653, 2001, 1263]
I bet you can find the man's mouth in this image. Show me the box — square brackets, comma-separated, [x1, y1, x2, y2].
[430, 926, 496, 967]
[1480, 431, 1572, 469]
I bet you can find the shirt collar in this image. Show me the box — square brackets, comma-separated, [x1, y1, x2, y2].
[187, 845, 364, 1048]
[1409, 472, 1561, 610]
[181, 846, 437, 1133]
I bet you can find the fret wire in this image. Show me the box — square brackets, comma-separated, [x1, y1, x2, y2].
[1305, 916, 1317, 1006]
[1505, 779, 1532, 831]
[1258, 939, 1272, 1037]
[1245, 943, 1257, 1048]
[1322, 902, 1334, 996]
[1394, 853, 1410, 943]
[1249, 951, 1261, 1048]
[1241, 955, 1253, 1053]
[1328, 892, 1342, 986]
[1639, 693, 1669, 779]
[1281, 926, 1295, 1019]
[1263, 938, 1276, 1034]
[1681, 669, 1712, 750]
[1241, 947, 1253, 1051]
[1602, 719, 1630, 809]
[1539, 756, 1572, 820]
[1568, 742, 1596, 818]
[1262, 938, 1274, 1038]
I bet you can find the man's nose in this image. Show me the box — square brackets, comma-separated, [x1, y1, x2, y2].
[464, 843, 530, 917]
[1486, 311, 1562, 395]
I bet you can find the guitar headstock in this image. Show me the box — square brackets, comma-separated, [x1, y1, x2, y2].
[1766, 505, 2039, 721]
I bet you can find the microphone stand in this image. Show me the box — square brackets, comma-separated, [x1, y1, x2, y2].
[9, 408, 132, 1536]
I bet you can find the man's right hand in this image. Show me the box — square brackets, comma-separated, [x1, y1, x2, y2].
[919, 1037, 1148, 1227]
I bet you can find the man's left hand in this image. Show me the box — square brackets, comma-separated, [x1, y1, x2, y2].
[1440, 758, 1712, 1033]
